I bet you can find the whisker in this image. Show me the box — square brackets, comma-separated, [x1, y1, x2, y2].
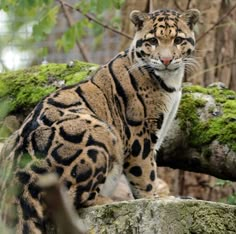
[183, 57, 200, 75]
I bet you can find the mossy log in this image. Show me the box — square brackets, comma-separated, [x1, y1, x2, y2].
[158, 83, 236, 181]
[0, 61, 235, 181]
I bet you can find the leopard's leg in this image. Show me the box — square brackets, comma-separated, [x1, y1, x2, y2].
[123, 138, 167, 199]
[53, 117, 124, 209]
[65, 138, 123, 209]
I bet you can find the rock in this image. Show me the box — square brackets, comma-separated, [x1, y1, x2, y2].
[79, 198, 236, 234]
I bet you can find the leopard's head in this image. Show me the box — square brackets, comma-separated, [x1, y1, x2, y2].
[129, 9, 200, 74]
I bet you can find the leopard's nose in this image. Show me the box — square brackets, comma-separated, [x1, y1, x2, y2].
[160, 57, 172, 66]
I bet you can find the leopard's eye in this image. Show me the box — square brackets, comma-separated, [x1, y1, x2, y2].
[174, 37, 184, 45]
[148, 38, 158, 45]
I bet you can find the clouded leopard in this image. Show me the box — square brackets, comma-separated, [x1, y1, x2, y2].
[0, 8, 200, 233]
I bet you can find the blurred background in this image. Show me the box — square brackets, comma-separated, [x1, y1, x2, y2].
[0, 0, 235, 203]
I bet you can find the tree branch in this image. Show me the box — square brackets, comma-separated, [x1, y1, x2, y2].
[58, 0, 90, 62]
[174, 0, 185, 12]
[156, 84, 236, 181]
[47, 198, 236, 234]
[148, 0, 154, 13]
[186, 0, 192, 10]
[59, 0, 133, 40]
[197, 2, 236, 43]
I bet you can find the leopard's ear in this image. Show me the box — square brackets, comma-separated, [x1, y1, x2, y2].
[130, 10, 149, 30]
[180, 9, 200, 29]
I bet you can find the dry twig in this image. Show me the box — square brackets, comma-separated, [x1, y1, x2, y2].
[174, 0, 185, 12]
[186, 0, 192, 10]
[197, 2, 236, 43]
[59, 0, 90, 62]
[60, 0, 133, 40]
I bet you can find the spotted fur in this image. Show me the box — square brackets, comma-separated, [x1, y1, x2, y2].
[0, 8, 200, 233]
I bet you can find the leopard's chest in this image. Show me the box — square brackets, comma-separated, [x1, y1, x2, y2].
[155, 90, 182, 150]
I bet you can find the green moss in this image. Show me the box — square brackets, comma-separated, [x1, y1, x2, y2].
[0, 60, 98, 118]
[179, 85, 236, 152]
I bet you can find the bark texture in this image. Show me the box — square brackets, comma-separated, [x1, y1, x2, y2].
[158, 120, 236, 180]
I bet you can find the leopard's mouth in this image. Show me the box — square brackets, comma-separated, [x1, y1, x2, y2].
[148, 59, 182, 72]
[155, 67, 180, 72]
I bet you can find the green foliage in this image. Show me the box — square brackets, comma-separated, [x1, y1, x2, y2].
[0, 98, 12, 139]
[179, 85, 236, 151]
[225, 194, 236, 205]
[32, 6, 59, 42]
[215, 179, 232, 187]
[0, 0, 125, 68]
[56, 19, 90, 52]
[0, 0, 57, 42]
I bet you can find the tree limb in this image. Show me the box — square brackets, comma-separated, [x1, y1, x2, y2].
[174, 0, 185, 12]
[186, 0, 192, 10]
[58, 0, 90, 62]
[157, 84, 236, 180]
[58, 0, 133, 40]
[46, 198, 236, 234]
[157, 122, 236, 180]
[197, 2, 236, 43]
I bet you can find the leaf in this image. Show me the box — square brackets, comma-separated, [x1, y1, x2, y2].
[76, 0, 93, 14]
[32, 5, 59, 42]
[56, 25, 77, 52]
[96, 0, 112, 14]
[112, 0, 125, 9]
[42, 0, 53, 5]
